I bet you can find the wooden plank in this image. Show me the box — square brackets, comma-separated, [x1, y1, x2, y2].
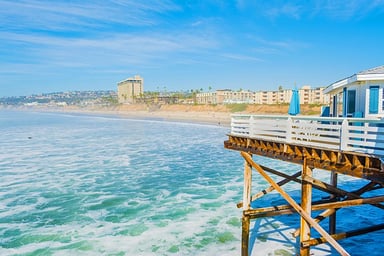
[292, 134, 340, 144]
[347, 133, 376, 140]
[253, 131, 286, 138]
[309, 129, 340, 136]
[316, 124, 342, 130]
[348, 126, 384, 133]
[348, 140, 384, 149]
[241, 152, 350, 256]
[252, 123, 287, 130]
[300, 142, 339, 150]
[248, 135, 286, 142]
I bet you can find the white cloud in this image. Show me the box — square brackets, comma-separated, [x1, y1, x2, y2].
[0, 30, 219, 71]
[221, 53, 263, 62]
[236, 0, 384, 20]
[0, 0, 180, 31]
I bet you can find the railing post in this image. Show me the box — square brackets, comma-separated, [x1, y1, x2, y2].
[249, 115, 254, 137]
[286, 117, 293, 143]
[340, 119, 348, 151]
[231, 115, 235, 134]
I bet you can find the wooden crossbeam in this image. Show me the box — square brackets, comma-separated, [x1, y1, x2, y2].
[245, 194, 384, 219]
[258, 164, 356, 198]
[302, 223, 384, 247]
[241, 152, 350, 256]
[352, 181, 382, 195]
[237, 170, 302, 208]
[293, 208, 337, 238]
[292, 176, 384, 238]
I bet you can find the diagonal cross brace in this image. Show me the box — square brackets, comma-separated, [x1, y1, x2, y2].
[241, 151, 350, 256]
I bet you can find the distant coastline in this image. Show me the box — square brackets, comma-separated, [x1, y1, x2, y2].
[0, 103, 322, 126]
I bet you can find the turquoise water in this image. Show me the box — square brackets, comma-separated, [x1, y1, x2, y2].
[0, 111, 245, 255]
[1, 111, 383, 256]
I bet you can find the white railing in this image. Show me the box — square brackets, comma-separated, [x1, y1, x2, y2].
[231, 115, 384, 157]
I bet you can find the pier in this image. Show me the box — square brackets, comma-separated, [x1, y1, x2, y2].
[224, 114, 384, 255]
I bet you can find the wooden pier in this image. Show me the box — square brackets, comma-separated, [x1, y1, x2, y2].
[224, 115, 384, 255]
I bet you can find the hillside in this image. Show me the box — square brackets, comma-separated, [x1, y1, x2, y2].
[114, 103, 323, 116]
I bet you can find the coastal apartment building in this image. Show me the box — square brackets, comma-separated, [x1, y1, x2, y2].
[299, 86, 328, 104]
[117, 75, 144, 104]
[196, 86, 330, 105]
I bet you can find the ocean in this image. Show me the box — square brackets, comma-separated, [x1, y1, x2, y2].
[0, 110, 383, 256]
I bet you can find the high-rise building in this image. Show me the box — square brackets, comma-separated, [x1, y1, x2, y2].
[117, 75, 144, 104]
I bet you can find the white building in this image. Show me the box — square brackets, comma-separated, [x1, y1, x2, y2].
[196, 86, 328, 105]
[324, 65, 384, 118]
[117, 75, 144, 104]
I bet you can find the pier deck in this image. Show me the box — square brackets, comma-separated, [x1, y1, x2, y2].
[224, 115, 384, 256]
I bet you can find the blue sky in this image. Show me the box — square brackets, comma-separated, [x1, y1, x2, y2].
[1, 0, 384, 97]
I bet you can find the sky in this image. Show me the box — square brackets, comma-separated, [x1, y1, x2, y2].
[1, 0, 384, 97]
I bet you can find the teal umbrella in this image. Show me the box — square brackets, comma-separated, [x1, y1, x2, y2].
[288, 89, 300, 115]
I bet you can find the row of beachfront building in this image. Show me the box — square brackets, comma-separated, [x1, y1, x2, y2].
[117, 75, 329, 105]
[196, 86, 329, 105]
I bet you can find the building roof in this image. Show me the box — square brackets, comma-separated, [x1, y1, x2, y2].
[358, 65, 384, 75]
[117, 75, 143, 85]
[324, 65, 384, 94]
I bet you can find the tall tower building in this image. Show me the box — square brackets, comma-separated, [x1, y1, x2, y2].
[117, 75, 144, 103]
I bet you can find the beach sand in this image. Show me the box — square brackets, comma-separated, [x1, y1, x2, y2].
[1, 103, 322, 126]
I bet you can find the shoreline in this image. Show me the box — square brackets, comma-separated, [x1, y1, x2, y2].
[0, 103, 323, 126]
[0, 105, 233, 127]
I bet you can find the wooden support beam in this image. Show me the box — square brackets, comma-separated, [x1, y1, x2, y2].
[293, 208, 336, 238]
[236, 168, 301, 208]
[242, 156, 252, 256]
[245, 194, 384, 219]
[243, 159, 252, 211]
[311, 195, 384, 210]
[240, 152, 350, 256]
[242, 214, 250, 256]
[300, 158, 312, 256]
[352, 181, 380, 195]
[254, 170, 302, 200]
[329, 171, 338, 235]
[302, 175, 384, 210]
[293, 180, 384, 237]
[237, 171, 302, 208]
[302, 223, 384, 247]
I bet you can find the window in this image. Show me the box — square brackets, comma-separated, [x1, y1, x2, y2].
[369, 86, 379, 114]
[347, 90, 356, 115]
[382, 89, 384, 111]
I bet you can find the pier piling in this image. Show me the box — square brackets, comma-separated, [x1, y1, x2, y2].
[225, 133, 384, 255]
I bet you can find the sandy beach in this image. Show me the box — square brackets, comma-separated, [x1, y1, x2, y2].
[0, 103, 322, 126]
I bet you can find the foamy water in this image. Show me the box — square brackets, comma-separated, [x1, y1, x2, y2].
[0, 110, 383, 256]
